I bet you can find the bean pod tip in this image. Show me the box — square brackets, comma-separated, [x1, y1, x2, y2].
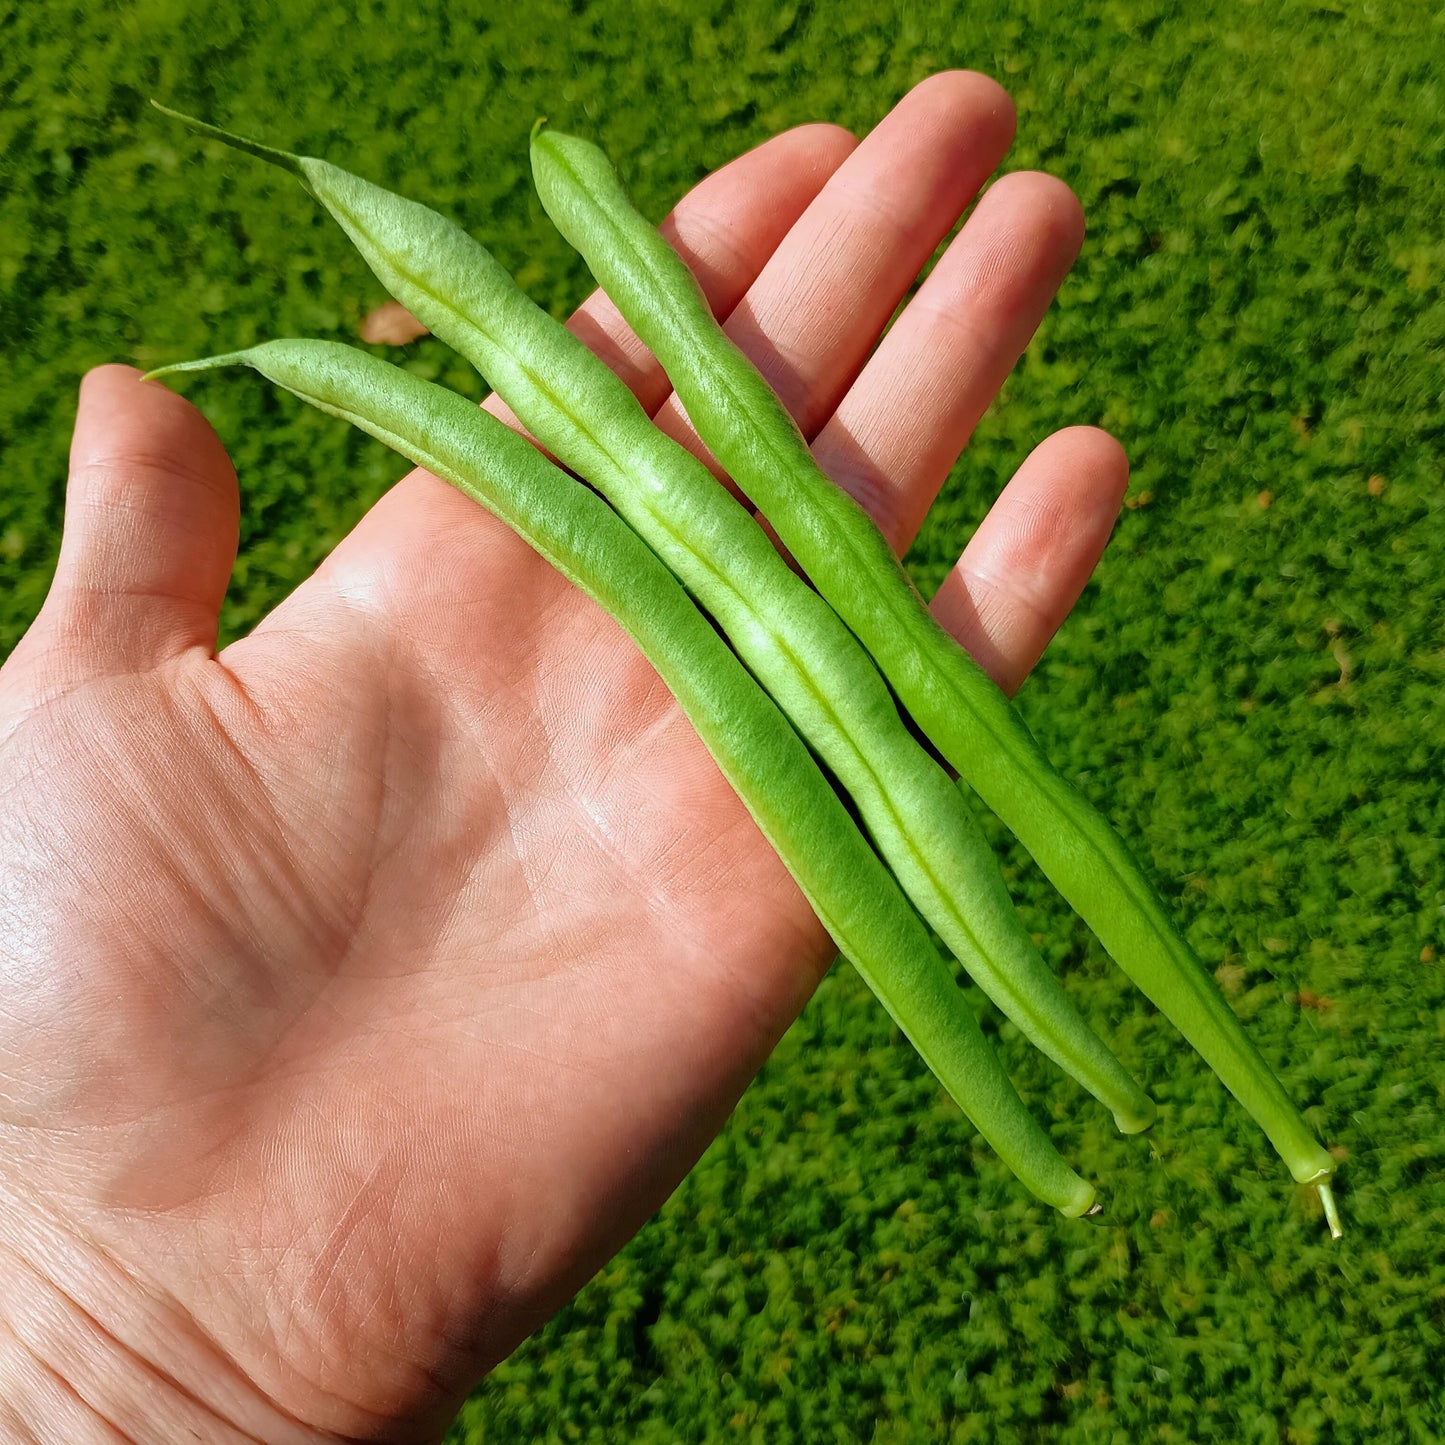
[140, 353, 252, 386]
[150, 100, 307, 181]
[1113, 1095, 1158, 1135]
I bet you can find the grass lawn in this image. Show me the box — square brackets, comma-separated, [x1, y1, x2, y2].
[3, 1, 1442, 1440]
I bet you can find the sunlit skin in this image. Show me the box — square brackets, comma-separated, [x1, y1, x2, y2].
[0, 73, 1126, 1442]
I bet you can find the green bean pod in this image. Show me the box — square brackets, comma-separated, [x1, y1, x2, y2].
[154, 105, 1155, 1135]
[146, 337, 1097, 1217]
[527, 125, 1336, 1206]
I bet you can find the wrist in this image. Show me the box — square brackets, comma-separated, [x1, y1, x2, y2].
[0, 1179, 328, 1445]
[0, 1313, 127, 1445]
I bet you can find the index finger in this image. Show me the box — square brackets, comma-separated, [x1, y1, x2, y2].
[522, 121, 858, 420]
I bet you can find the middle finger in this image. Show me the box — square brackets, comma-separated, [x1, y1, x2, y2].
[650, 70, 1017, 466]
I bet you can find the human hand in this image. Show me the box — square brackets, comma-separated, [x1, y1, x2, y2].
[0, 73, 1126, 1442]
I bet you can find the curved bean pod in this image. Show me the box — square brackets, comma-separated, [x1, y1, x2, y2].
[528, 125, 1337, 1212]
[145, 338, 1098, 1217]
[155, 106, 1155, 1135]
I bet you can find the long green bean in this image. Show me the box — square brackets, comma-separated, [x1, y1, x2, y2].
[528, 124, 1337, 1220]
[146, 338, 1098, 1217]
[154, 105, 1156, 1136]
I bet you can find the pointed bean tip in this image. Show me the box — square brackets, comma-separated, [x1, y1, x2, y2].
[139, 351, 255, 385]
[150, 100, 304, 176]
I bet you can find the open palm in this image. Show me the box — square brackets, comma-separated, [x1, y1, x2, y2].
[0, 74, 1127, 1443]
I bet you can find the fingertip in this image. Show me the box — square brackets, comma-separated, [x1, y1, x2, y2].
[1000, 426, 1131, 557]
[589, 115, 862, 416]
[54, 360, 242, 670]
[721, 122, 858, 211]
[931, 425, 1131, 695]
[72, 360, 236, 477]
[980, 169, 1087, 269]
[907, 69, 1018, 152]
[1048, 424, 1129, 493]
[771, 120, 858, 164]
[963, 69, 1018, 149]
[77, 362, 144, 405]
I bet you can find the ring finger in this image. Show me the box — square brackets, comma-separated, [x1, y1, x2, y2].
[811, 168, 1086, 554]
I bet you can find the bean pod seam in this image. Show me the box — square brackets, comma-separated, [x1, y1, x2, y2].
[147, 336, 1098, 1217]
[527, 123, 1337, 1221]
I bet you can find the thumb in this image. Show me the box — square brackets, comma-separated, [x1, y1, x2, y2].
[45, 364, 240, 672]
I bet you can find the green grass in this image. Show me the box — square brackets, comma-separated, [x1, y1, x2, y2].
[4, 1, 1443, 1440]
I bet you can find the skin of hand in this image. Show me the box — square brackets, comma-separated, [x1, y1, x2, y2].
[0, 73, 1127, 1443]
